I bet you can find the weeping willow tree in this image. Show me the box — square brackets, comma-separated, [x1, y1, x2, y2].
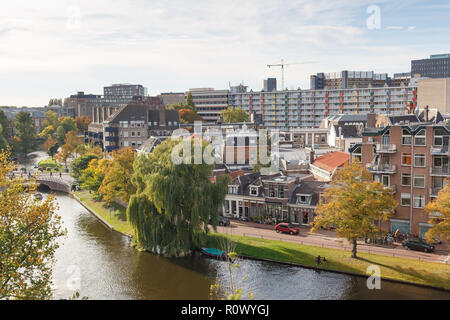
[127, 137, 229, 257]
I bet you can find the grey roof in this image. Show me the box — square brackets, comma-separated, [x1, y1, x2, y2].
[334, 124, 361, 138]
[337, 114, 367, 124]
[289, 180, 329, 206]
[107, 104, 147, 123]
[138, 136, 163, 153]
[388, 114, 420, 125]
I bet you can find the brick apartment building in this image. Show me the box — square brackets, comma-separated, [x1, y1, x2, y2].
[352, 115, 450, 238]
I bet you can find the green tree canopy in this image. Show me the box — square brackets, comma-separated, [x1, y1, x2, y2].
[0, 109, 12, 142]
[220, 107, 249, 123]
[311, 161, 397, 258]
[71, 153, 99, 180]
[127, 138, 229, 257]
[56, 117, 77, 143]
[13, 111, 37, 155]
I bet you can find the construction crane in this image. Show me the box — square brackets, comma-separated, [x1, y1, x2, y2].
[267, 59, 318, 90]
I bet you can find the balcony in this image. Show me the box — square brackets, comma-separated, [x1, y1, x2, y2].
[366, 163, 396, 174]
[375, 143, 397, 153]
[429, 187, 443, 197]
[383, 184, 397, 194]
[105, 126, 119, 133]
[430, 166, 450, 176]
[430, 146, 450, 156]
[105, 136, 119, 142]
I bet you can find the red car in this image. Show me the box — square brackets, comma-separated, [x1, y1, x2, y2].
[275, 223, 299, 235]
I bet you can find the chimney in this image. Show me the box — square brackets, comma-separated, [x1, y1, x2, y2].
[367, 112, 376, 128]
[309, 148, 315, 163]
[159, 106, 166, 125]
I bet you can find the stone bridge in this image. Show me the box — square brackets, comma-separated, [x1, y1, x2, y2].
[17, 172, 74, 193]
[36, 176, 72, 193]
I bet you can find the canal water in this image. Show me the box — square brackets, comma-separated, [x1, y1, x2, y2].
[24, 152, 450, 300]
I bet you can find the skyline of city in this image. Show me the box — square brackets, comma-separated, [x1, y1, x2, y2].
[2, 0, 450, 107]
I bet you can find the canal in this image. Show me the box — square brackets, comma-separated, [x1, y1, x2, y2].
[24, 152, 450, 300]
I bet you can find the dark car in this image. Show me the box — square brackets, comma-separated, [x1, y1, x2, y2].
[275, 223, 299, 235]
[218, 216, 230, 226]
[402, 238, 435, 253]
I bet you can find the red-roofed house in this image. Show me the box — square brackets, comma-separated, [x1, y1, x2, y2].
[310, 151, 349, 181]
[210, 170, 244, 183]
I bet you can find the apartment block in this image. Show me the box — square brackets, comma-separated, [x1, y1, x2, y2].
[189, 88, 229, 123]
[229, 85, 417, 130]
[352, 120, 450, 238]
[85, 103, 179, 152]
[310, 71, 401, 90]
[411, 54, 450, 78]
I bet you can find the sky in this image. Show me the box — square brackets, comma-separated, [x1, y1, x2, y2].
[1, 0, 450, 107]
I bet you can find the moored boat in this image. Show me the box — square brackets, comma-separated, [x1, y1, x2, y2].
[199, 247, 227, 260]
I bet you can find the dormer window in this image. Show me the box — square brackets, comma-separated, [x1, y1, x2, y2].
[249, 185, 259, 196]
[296, 194, 311, 205]
[228, 185, 238, 194]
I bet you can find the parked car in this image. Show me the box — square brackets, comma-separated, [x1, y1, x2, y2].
[275, 223, 299, 235]
[218, 216, 230, 226]
[402, 238, 435, 253]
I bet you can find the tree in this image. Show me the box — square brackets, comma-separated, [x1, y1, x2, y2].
[311, 161, 397, 258]
[98, 147, 136, 204]
[13, 111, 36, 155]
[0, 150, 65, 299]
[38, 125, 56, 139]
[127, 138, 229, 257]
[0, 109, 12, 142]
[74, 116, 92, 133]
[79, 158, 110, 193]
[71, 153, 99, 180]
[179, 108, 201, 123]
[221, 107, 249, 123]
[423, 181, 450, 244]
[0, 124, 8, 151]
[43, 137, 59, 159]
[185, 92, 196, 112]
[42, 110, 59, 130]
[56, 117, 77, 143]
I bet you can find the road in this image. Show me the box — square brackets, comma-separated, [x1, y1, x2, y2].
[215, 220, 449, 264]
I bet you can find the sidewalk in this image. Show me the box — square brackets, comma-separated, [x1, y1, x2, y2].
[216, 220, 449, 264]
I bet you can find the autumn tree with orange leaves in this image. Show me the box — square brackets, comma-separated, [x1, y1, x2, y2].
[312, 161, 397, 258]
[0, 150, 65, 299]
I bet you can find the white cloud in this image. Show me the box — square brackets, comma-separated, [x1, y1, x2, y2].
[0, 0, 444, 106]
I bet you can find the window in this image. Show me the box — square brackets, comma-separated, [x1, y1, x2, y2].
[414, 175, 425, 188]
[401, 193, 411, 206]
[413, 195, 425, 208]
[434, 157, 442, 167]
[250, 187, 258, 196]
[401, 173, 411, 186]
[414, 129, 426, 146]
[401, 153, 411, 166]
[228, 185, 238, 194]
[434, 128, 446, 146]
[123, 132, 128, 138]
[131, 132, 135, 137]
[414, 154, 425, 167]
[402, 129, 412, 145]
[278, 185, 285, 198]
[269, 185, 275, 197]
[381, 175, 389, 187]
